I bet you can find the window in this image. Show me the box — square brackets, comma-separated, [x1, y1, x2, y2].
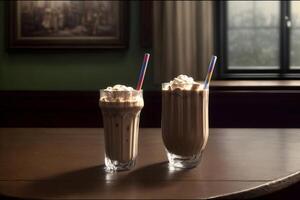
[291, 1, 300, 69]
[216, 1, 300, 79]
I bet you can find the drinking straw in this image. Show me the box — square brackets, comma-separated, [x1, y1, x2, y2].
[136, 53, 150, 90]
[204, 55, 217, 89]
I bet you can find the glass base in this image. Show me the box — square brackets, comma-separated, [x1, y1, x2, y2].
[104, 156, 136, 172]
[167, 151, 203, 169]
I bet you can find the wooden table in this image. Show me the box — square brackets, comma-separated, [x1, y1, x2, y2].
[0, 128, 300, 199]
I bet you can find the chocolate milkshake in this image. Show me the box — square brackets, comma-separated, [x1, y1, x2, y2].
[162, 75, 209, 168]
[99, 85, 144, 171]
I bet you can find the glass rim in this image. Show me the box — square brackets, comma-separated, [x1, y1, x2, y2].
[161, 81, 203, 85]
[161, 82, 209, 90]
[99, 89, 143, 94]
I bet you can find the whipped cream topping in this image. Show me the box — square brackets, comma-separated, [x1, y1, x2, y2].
[100, 85, 142, 102]
[166, 75, 202, 90]
[104, 84, 134, 92]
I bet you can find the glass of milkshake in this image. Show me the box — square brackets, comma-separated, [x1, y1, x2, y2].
[162, 75, 209, 169]
[99, 85, 144, 172]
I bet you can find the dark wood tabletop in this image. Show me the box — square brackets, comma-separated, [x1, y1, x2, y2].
[0, 128, 300, 199]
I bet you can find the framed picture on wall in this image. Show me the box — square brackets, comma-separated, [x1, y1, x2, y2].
[7, 1, 128, 49]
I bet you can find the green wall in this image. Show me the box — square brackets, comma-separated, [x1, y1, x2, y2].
[0, 1, 156, 91]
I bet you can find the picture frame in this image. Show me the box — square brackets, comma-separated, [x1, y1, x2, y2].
[7, 1, 128, 49]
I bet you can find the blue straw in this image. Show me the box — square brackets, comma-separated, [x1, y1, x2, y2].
[136, 53, 150, 90]
[204, 56, 217, 89]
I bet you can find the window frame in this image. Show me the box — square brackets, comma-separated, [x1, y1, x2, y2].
[216, 1, 300, 80]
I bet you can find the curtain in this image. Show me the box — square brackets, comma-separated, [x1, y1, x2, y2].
[153, 1, 214, 83]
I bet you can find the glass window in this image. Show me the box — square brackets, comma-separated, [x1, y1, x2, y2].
[290, 1, 300, 69]
[227, 1, 280, 70]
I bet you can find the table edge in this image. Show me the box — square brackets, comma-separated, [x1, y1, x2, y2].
[205, 170, 300, 200]
[1, 171, 299, 200]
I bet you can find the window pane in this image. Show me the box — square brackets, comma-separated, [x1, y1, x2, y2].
[228, 29, 279, 68]
[228, 1, 253, 27]
[227, 1, 280, 69]
[290, 1, 300, 69]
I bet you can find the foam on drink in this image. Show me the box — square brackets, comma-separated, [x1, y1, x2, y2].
[163, 74, 203, 91]
[101, 85, 142, 102]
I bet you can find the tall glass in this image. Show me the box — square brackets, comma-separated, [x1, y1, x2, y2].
[99, 90, 144, 172]
[161, 83, 209, 169]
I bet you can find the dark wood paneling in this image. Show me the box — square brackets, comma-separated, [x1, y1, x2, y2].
[1, 90, 300, 128]
[0, 91, 101, 127]
[210, 90, 300, 128]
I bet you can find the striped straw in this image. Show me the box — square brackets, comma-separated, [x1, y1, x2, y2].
[204, 55, 217, 89]
[136, 53, 150, 90]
